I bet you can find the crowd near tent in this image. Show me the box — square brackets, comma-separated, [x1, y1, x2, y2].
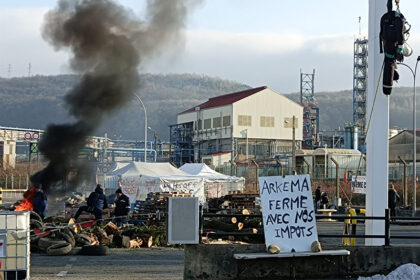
[107, 162, 205, 202]
[179, 163, 245, 198]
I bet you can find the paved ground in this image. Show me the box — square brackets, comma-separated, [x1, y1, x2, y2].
[31, 248, 184, 280]
[29, 222, 420, 279]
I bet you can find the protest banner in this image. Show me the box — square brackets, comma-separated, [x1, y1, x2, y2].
[259, 175, 318, 252]
[351, 175, 366, 194]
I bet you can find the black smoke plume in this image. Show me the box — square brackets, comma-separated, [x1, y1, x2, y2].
[31, 0, 201, 191]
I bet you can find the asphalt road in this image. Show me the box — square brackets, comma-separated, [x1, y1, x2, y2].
[31, 248, 184, 280]
[29, 222, 420, 279]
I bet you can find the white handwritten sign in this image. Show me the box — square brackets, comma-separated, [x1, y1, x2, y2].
[259, 175, 318, 252]
[351, 175, 366, 194]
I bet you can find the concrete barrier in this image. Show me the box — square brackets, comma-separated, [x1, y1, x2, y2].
[184, 244, 420, 279]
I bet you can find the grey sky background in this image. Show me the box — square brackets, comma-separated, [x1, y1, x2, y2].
[0, 0, 419, 93]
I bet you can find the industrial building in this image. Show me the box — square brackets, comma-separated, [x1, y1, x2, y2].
[171, 86, 303, 166]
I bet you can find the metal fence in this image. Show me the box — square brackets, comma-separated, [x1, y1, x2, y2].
[0, 175, 29, 189]
[216, 163, 418, 183]
[200, 209, 420, 246]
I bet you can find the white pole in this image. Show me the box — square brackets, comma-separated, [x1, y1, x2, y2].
[134, 94, 147, 162]
[366, 0, 388, 245]
[413, 67, 417, 217]
[246, 129, 248, 161]
[324, 144, 327, 179]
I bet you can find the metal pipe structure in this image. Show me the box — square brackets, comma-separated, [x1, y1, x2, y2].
[397, 58, 420, 216]
[134, 94, 147, 162]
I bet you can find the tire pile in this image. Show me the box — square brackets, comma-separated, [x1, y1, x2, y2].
[30, 212, 167, 256]
[30, 212, 109, 256]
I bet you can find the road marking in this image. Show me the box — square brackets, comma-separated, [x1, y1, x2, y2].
[57, 271, 68, 277]
[69, 257, 77, 262]
[65, 264, 72, 269]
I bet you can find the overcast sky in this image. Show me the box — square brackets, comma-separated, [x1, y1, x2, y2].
[1, 0, 420, 93]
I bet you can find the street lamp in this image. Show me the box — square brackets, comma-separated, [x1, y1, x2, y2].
[134, 93, 147, 162]
[148, 126, 158, 155]
[398, 56, 420, 217]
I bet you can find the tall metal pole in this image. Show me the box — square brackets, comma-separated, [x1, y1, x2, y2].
[398, 58, 420, 216]
[292, 116, 296, 172]
[246, 129, 248, 161]
[324, 144, 327, 179]
[134, 94, 147, 162]
[414, 67, 417, 217]
[366, 0, 388, 246]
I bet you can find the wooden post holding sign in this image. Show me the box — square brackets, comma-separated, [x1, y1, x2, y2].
[259, 175, 318, 252]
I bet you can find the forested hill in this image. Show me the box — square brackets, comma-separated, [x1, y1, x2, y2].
[0, 74, 250, 140]
[0, 74, 415, 140]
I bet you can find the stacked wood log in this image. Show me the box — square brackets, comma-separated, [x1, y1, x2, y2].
[203, 210, 264, 244]
[207, 193, 260, 213]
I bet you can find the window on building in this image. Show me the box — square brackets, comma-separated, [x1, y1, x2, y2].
[198, 119, 202, 130]
[213, 117, 221, 128]
[204, 119, 211, 129]
[223, 116, 231, 126]
[238, 115, 252, 126]
[260, 116, 275, 127]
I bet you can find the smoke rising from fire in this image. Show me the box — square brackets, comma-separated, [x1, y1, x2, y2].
[31, 0, 201, 191]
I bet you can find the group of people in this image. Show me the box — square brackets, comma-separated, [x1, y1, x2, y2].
[73, 184, 130, 225]
[313, 184, 401, 218]
[314, 186, 329, 210]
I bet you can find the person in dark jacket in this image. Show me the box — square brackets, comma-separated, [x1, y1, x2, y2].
[74, 184, 108, 222]
[315, 186, 321, 210]
[388, 184, 400, 218]
[32, 185, 47, 219]
[320, 192, 329, 209]
[113, 188, 130, 226]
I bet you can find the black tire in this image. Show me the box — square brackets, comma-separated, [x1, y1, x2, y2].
[30, 219, 44, 230]
[38, 238, 67, 251]
[57, 232, 75, 248]
[47, 242, 72, 256]
[30, 211, 43, 222]
[75, 233, 91, 246]
[79, 245, 109, 256]
[75, 233, 91, 242]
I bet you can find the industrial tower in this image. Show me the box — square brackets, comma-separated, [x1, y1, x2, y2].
[353, 37, 368, 139]
[300, 69, 319, 149]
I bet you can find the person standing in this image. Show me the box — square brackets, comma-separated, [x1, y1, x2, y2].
[32, 185, 47, 219]
[315, 186, 321, 210]
[320, 192, 329, 209]
[74, 184, 108, 223]
[388, 184, 400, 219]
[113, 188, 130, 226]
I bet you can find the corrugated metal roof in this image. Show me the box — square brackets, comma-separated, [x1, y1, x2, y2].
[180, 86, 267, 114]
[313, 148, 362, 156]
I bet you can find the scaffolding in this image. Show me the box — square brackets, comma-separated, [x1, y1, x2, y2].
[300, 69, 319, 149]
[352, 38, 368, 140]
[169, 122, 194, 166]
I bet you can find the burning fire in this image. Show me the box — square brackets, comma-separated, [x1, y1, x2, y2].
[15, 187, 36, 211]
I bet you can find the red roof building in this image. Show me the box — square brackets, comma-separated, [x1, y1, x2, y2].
[181, 86, 267, 114]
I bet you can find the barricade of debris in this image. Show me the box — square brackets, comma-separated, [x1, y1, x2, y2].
[133, 192, 193, 225]
[30, 215, 167, 256]
[29, 191, 196, 256]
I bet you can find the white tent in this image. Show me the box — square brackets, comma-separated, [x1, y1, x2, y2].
[179, 163, 245, 198]
[108, 162, 205, 202]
